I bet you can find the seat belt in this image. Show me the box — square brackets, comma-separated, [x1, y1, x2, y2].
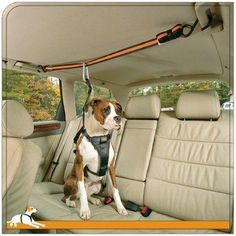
[44, 118, 79, 181]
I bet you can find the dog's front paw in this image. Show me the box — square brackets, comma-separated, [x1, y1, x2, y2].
[117, 207, 128, 216]
[65, 199, 76, 208]
[80, 207, 91, 220]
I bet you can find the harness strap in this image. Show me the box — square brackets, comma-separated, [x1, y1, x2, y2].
[73, 126, 85, 144]
[74, 129, 111, 177]
[82, 130, 111, 177]
[20, 214, 33, 223]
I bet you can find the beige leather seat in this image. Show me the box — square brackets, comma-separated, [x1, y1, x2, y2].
[2, 100, 42, 233]
[28, 91, 232, 233]
[113, 94, 160, 205]
[145, 90, 233, 231]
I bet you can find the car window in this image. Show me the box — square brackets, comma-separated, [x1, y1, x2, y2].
[74, 81, 113, 116]
[129, 81, 230, 110]
[2, 69, 62, 121]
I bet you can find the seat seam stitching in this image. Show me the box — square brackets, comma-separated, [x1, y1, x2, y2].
[156, 134, 232, 144]
[151, 156, 232, 169]
[147, 177, 232, 195]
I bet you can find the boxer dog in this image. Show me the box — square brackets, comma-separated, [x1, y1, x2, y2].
[63, 98, 128, 220]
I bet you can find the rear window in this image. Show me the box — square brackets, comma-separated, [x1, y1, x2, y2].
[129, 81, 230, 110]
[2, 69, 62, 121]
[74, 81, 112, 116]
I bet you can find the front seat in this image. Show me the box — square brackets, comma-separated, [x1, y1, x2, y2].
[2, 100, 42, 233]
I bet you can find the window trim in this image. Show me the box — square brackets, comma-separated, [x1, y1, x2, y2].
[54, 80, 66, 121]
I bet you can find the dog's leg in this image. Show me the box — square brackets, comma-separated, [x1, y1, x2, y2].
[87, 182, 102, 206]
[78, 180, 91, 220]
[9, 221, 13, 227]
[31, 219, 45, 227]
[74, 153, 91, 220]
[64, 194, 77, 208]
[108, 159, 128, 216]
[63, 175, 78, 208]
[26, 222, 39, 229]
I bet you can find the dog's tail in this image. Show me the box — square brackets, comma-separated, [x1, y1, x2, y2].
[7, 220, 12, 224]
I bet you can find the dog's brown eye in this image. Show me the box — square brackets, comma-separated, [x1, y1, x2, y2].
[102, 106, 110, 116]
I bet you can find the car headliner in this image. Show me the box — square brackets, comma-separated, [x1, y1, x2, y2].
[2, 2, 232, 88]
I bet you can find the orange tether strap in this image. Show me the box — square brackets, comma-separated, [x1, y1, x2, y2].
[43, 21, 198, 72]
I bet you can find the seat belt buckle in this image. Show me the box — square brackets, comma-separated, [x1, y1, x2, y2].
[140, 206, 152, 217]
[125, 201, 140, 212]
[104, 196, 113, 205]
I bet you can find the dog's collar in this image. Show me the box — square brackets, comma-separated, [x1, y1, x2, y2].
[20, 213, 33, 223]
[74, 127, 111, 144]
[82, 129, 112, 144]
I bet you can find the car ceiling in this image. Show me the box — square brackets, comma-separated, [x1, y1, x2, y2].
[2, 3, 232, 87]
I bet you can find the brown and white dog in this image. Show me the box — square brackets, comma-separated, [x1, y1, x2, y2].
[63, 98, 128, 220]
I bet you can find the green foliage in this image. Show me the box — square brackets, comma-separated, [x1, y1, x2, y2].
[130, 81, 229, 108]
[74, 81, 112, 115]
[3, 68, 229, 121]
[2, 69, 61, 121]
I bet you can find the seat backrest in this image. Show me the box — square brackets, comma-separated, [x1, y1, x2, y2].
[114, 94, 161, 205]
[144, 90, 233, 224]
[51, 117, 83, 184]
[2, 100, 42, 232]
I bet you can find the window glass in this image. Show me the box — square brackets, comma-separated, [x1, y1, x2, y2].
[129, 81, 230, 110]
[2, 69, 61, 121]
[74, 81, 112, 115]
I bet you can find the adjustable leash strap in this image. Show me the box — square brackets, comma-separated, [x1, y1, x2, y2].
[43, 20, 201, 72]
[73, 64, 92, 145]
[46, 65, 92, 181]
[82, 65, 92, 128]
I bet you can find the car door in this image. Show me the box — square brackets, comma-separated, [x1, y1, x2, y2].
[2, 68, 65, 182]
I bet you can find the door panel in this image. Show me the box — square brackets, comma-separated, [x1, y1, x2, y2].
[27, 120, 65, 182]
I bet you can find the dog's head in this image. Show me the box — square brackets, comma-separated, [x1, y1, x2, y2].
[85, 98, 123, 131]
[26, 206, 37, 214]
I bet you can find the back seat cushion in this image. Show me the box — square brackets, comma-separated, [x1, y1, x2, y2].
[113, 95, 160, 205]
[144, 111, 233, 222]
[51, 118, 82, 184]
[116, 120, 157, 181]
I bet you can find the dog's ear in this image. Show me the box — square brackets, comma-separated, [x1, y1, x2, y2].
[111, 101, 123, 115]
[26, 207, 31, 212]
[84, 98, 102, 112]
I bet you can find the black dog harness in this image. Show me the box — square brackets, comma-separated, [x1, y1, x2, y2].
[20, 214, 32, 223]
[74, 127, 111, 177]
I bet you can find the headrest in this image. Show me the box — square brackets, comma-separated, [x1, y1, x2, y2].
[125, 94, 161, 119]
[2, 100, 34, 138]
[176, 90, 221, 120]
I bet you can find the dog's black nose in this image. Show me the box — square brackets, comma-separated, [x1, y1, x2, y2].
[114, 116, 121, 124]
